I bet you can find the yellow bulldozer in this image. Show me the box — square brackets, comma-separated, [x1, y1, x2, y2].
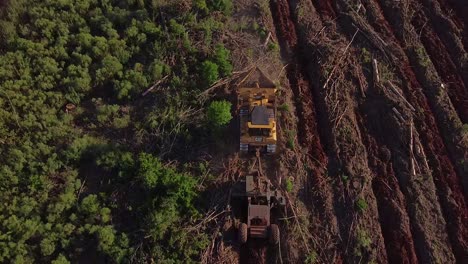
[237, 68, 277, 153]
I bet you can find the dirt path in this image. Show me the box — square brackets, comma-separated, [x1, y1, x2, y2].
[270, 1, 341, 262]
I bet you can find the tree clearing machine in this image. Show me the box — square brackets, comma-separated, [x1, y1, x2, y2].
[237, 68, 277, 153]
[230, 67, 285, 246]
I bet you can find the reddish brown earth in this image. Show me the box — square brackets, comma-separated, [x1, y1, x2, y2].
[216, 1, 466, 263]
[265, 0, 467, 263]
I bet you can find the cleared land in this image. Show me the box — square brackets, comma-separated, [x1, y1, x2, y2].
[213, 0, 467, 263]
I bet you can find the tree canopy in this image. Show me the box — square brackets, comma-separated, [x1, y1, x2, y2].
[0, 0, 232, 262]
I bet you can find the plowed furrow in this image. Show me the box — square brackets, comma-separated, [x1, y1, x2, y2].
[323, 2, 421, 263]
[310, 0, 337, 20]
[294, 1, 390, 263]
[354, 0, 457, 262]
[412, 9, 468, 122]
[435, 0, 464, 29]
[373, 0, 467, 262]
[270, 1, 339, 262]
[442, 0, 468, 50]
[356, 111, 419, 264]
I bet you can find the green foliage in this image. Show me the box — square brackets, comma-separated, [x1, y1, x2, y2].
[206, 100, 232, 127]
[201, 60, 219, 86]
[341, 174, 349, 183]
[40, 238, 55, 256]
[361, 48, 372, 64]
[278, 103, 290, 112]
[193, 0, 209, 13]
[268, 42, 280, 53]
[80, 195, 100, 215]
[461, 123, 468, 135]
[0, 0, 232, 262]
[51, 254, 70, 264]
[356, 197, 368, 212]
[285, 178, 294, 192]
[415, 47, 431, 68]
[208, 0, 233, 15]
[354, 229, 372, 257]
[96, 55, 123, 84]
[379, 63, 396, 82]
[305, 250, 318, 263]
[286, 130, 296, 149]
[134, 153, 207, 260]
[213, 44, 233, 76]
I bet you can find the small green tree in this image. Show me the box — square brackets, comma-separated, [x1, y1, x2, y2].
[40, 238, 55, 256]
[51, 254, 70, 264]
[213, 44, 232, 77]
[206, 100, 232, 127]
[208, 0, 233, 15]
[200, 60, 219, 86]
[285, 178, 293, 192]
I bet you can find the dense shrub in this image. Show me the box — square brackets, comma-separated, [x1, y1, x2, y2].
[214, 44, 233, 76]
[206, 100, 232, 127]
[201, 60, 220, 86]
[0, 0, 230, 262]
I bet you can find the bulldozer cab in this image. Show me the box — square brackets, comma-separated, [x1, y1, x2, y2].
[238, 68, 277, 153]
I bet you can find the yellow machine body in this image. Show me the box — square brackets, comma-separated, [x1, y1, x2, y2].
[238, 78, 277, 153]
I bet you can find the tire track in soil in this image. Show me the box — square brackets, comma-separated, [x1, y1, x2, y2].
[368, 0, 467, 262]
[443, 0, 468, 50]
[239, 242, 266, 264]
[355, 104, 419, 264]
[310, 0, 337, 20]
[331, 0, 460, 262]
[409, 7, 468, 263]
[270, 0, 341, 262]
[329, 1, 419, 262]
[435, 0, 464, 30]
[289, 1, 390, 263]
[412, 7, 468, 123]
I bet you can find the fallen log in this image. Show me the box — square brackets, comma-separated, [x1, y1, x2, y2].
[142, 75, 169, 96]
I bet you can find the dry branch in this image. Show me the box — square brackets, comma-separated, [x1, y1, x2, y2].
[142, 75, 169, 96]
[392, 107, 406, 123]
[323, 29, 359, 90]
[263, 32, 273, 48]
[409, 121, 416, 177]
[387, 81, 416, 112]
[198, 67, 255, 102]
[372, 59, 380, 84]
[284, 193, 311, 253]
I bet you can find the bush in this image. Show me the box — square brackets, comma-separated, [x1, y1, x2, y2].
[285, 178, 293, 192]
[462, 123, 468, 135]
[286, 130, 296, 149]
[354, 229, 372, 257]
[200, 60, 219, 86]
[305, 250, 318, 264]
[356, 198, 368, 212]
[268, 42, 280, 53]
[206, 100, 232, 127]
[214, 44, 232, 76]
[278, 103, 290, 112]
[208, 0, 233, 15]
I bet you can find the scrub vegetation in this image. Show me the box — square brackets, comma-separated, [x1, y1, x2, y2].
[0, 0, 233, 263]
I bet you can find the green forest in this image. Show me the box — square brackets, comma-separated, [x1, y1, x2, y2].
[0, 0, 234, 263]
